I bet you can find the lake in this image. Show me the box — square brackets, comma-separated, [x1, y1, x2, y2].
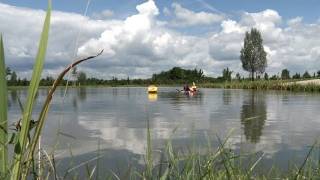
[7, 87, 320, 176]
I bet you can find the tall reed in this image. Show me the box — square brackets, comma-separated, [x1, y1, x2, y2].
[10, 1, 51, 179]
[0, 34, 8, 177]
[0, 1, 103, 179]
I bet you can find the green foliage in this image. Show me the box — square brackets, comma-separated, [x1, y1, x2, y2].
[222, 67, 232, 81]
[292, 73, 301, 79]
[151, 67, 205, 84]
[77, 71, 87, 85]
[7, 71, 17, 86]
[202, 80, 320, 93]
[270, 75, 278, 80]
[303, 71, 311, 79]
[5, 67, 11, 77]
[264, 73, 269, 80]
[281, 69, 290, 79]
[236, 73, 241, 80]
[135, 127, 320, 179]
[40, 76, 54, 86]
[0, 34, 8, 177]
[11, 1, 51, 179]
[240, 28, 267, 81]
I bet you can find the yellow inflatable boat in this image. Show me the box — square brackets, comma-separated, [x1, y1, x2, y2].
[147, 85, 158, 93]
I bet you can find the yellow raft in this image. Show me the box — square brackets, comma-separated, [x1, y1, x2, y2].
[147, 85, 158, 93]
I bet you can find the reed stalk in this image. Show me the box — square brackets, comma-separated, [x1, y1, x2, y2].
[0, 34, 8, 177]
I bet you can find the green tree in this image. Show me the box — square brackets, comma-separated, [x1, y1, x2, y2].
[317, 70, 320, 78]
[77, 71, 87, 85]
[240, 28, 267, 81]
[5, 67, 11, 76]
[222, 67, 232, 81]
[9, 71, 17, 85]
[170, 67, 184, 80]
[281, 69, 290, 79]
[127, 76, 130, 85]
[5, 67, 11, 81]
[270, 75, 278, 80]
[264, 72, 269, 80]
[40, 76, 54, 86]
[236, 73, 241, 80]
[71, 67, 78, 86]
[292, 73, 301, 79]
[303, 71, 311, 79]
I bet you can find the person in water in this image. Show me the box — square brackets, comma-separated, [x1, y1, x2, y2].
[183, 84, 190, 91]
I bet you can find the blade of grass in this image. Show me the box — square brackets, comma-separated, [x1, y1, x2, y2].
[247, 152, 265, 177]
[294, 141, 318, 180]
[145, 117, 153, 179]
[0, 34, 8, 176]
[24, 49, 103, 177]
[11, 1, 51, 179]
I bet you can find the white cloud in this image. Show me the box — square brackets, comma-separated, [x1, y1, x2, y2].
[163, 7, 171, 16]
[77, 0, 215, 78]
[207, 9, 320, 74]
[287, 17, 303, 27]
[170, 3, 224, 27]
[92, 9, 114, 19]
[1, 1, 320, 79]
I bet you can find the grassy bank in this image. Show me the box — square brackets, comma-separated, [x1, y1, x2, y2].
[201, 80, 320, 92]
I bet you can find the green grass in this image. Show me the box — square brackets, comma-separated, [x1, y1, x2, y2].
[107, 128, 320, 180]
[0, 34, 8, 177]
[201, 80, 320, 92]
[10, 1, 51, 179]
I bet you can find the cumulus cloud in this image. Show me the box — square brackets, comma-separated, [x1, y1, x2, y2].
[0, 2, 117, 78]
[1, 1, 320, 79]
[170, 3, 224, 27]
[92, 9, 114, 19]
[77, 0, 215, 78]
[208, 9, 320, 74]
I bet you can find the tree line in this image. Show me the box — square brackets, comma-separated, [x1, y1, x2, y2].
[6, 65, 319, 87]
[218, 67, 320, 82]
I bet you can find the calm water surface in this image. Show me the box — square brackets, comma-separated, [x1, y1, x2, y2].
[7, 87, 320, 175]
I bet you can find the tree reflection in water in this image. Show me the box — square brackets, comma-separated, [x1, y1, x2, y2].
[240, 90, 267, 143]
[222, 89, 232, 105]
[72, 87, 88, 110]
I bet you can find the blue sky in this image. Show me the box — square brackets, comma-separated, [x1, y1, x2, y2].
[3, 0, 319, 22]
[0, 0, 319, 79]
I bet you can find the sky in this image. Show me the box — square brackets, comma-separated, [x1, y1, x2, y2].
[0, 0, 319, 79]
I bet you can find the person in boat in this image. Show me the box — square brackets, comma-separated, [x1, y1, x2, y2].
[191, 82, 197, 92]
[183, 84, 190, 92]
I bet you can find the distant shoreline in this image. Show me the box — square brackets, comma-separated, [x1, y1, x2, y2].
[7, 79, 320, 92]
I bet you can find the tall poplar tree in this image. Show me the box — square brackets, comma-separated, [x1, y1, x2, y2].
[240, 28, 267, 81]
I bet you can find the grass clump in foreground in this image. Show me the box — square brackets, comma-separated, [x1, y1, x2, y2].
[129, 127, 320, 180]
[0, 1, 102, 179]
[201, 80, 320, 92]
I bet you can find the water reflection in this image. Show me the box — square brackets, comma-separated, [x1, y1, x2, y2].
[148, 93, 157, 102]
[158, 91, 203, 109]
[78, 87, 87, 102]
[240, 91, 267, 143]
[7, 87, 320, 172]
[10, 89, 18, 104]
[222, 89, 232, 105]
[71, 88, 88, 110]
